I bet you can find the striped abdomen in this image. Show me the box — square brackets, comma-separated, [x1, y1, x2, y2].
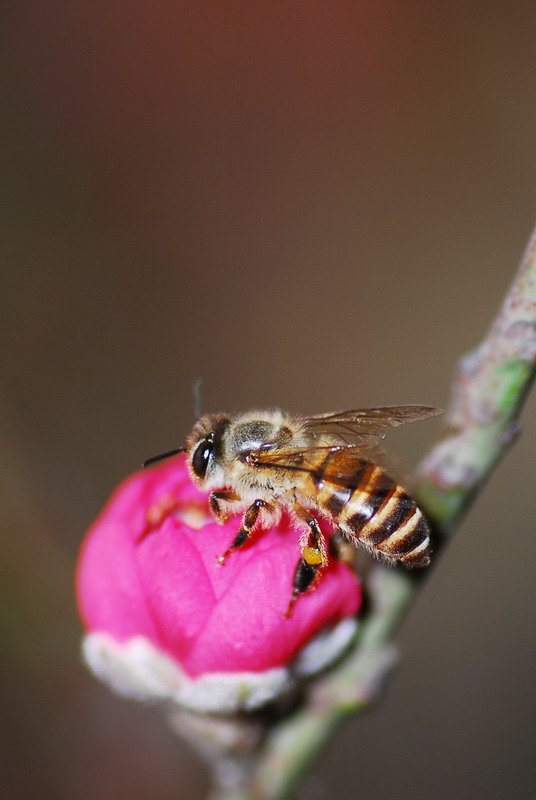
[311, 458, 431, 567]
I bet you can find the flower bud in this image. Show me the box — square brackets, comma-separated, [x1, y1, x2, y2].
[77, 457, 361, 714]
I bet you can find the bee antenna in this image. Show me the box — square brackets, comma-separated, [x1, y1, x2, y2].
[192, 377, 202, 418]
[142, 448, 186, 468]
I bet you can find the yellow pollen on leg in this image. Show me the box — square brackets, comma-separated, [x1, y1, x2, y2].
[303, 547, 323, 565]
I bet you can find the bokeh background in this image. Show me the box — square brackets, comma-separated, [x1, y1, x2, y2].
[2, 2, 536, 798]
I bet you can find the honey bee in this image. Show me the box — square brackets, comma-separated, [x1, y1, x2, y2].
[144, 405, 441, 615]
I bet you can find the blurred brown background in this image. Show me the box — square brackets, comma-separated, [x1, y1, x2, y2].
[2, 2, 536, 798]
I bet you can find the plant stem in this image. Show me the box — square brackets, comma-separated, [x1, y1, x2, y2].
[416, 224, 536, 529]
[209, 223, 536, 800]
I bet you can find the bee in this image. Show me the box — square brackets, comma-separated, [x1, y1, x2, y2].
[144, 405, 441, 615]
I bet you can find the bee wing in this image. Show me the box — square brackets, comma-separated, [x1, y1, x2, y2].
[302, 405, 442, 446]
[251, 445, 382, 487]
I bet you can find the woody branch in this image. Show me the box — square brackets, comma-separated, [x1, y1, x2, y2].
[208, 222, 536, 800]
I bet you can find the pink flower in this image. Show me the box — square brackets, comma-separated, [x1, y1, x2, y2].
[76, 456, 361, 712]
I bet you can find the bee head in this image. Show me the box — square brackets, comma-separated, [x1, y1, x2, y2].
[186, 414, 230, 485]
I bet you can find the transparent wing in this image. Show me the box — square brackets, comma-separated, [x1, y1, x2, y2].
[250, 444, 379, 487]
[302, 405, 442, 446]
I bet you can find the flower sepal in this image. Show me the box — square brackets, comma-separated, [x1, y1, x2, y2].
[83, 616, 358, 715]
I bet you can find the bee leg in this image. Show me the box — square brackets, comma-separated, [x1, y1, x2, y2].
[209, 489, 240, 523]
[284, 558, 320, 618]
[295, 505, 328, 571]
[329, 529, 357, 570]
[284, 506, 327, 617]
[217, 498, 272, 564]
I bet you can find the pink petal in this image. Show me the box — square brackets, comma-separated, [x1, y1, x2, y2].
[184, 528, 359, 675]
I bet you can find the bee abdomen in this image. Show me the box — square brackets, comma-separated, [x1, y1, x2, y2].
[320, 466, 431, 567]
[372, 504, 431, 566]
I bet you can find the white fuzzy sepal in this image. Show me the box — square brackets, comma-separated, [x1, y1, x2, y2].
[82, 617, 358, 715]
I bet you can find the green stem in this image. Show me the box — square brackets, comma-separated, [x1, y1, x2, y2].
[249, 568, 412, 800]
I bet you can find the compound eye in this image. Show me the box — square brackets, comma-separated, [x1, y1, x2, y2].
[191, 437, 213, 480]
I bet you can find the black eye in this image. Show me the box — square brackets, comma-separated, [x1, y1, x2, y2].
[191, 437, 213, 480]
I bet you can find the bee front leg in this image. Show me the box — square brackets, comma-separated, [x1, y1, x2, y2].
[209, 489, 241, 523]
[217, 498, 273, 565]
[285, 504, 328, 617]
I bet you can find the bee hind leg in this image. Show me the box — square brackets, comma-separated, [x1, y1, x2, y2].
[216, 498, 272, 565]
[284, 504, 327, 617]
[329, 528, 357, 570]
